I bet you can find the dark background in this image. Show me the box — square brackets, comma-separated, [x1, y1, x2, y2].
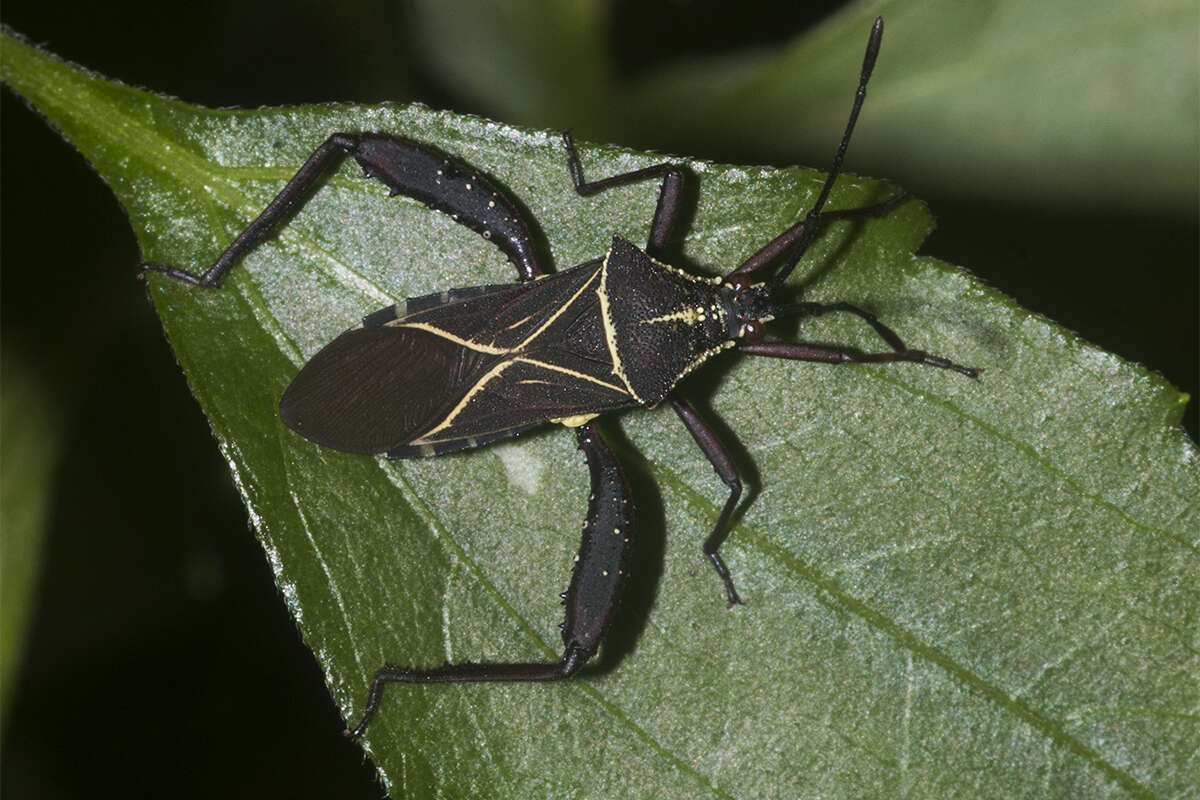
[3, 1, 1195, 797]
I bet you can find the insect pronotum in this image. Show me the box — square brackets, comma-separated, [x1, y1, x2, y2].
[144, 17, 977, 738]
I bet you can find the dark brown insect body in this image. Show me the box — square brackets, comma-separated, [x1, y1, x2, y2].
[279, 236, 773, 457]
[144, 17, 976, 739]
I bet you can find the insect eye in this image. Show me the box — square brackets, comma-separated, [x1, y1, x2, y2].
[742, 319, 766, 343]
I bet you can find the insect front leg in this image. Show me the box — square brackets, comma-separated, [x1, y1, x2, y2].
[727, 192, 911, 281]
[561, 131, 685, 258]
[741, 301, 979, 377]
[346, 421, 633, 740]
[143, 132, 546, 287]
[671, 397, 744, 606]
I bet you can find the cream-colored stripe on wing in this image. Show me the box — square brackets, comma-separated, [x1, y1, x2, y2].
[411, 360, 516, 442]
[513, 268, 601, 350]
[597, 247, 642, 403]
[391, 269, 599, 356]
[391, 321, 510, 354]
[410, 353, 628, 445]
[504, 313, 537, 331]
[514, 357, 626, 391]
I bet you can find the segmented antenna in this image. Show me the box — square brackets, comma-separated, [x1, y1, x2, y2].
[767, 16, 884, 291]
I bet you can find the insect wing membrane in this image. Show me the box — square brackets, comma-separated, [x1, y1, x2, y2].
[281, 265, 641, 458]
[382, 264, 639, 455]
[279, 325, 481, 455]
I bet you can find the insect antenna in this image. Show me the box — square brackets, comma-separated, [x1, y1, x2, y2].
[766, 16, 884, 293]
[767, 300, 980, 378]
[775, 300, 906, 350]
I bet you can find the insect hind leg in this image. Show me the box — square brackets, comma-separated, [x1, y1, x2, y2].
[143, 132, 547, 287]
[348, 646, 589, 739]
[671, 397, 744, 606]
[142, 134, 362, 287]
[346, 421, 634, 740]
[351, 134, 546, 280]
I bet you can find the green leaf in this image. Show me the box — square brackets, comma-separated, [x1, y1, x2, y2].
[408, 0, 1199, 215]
[4, 28, 1196, 799]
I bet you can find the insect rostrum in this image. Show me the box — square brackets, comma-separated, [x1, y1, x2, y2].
[143, 17, 976, 740]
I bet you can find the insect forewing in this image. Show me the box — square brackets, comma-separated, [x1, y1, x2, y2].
[279, 326, 477, 455]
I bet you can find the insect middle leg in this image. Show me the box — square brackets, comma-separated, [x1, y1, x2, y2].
[561, 131, 685, 258]
[143, 133, 547, 287]
[347, 420, 633, 739]
[671, 397, 744, 606]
